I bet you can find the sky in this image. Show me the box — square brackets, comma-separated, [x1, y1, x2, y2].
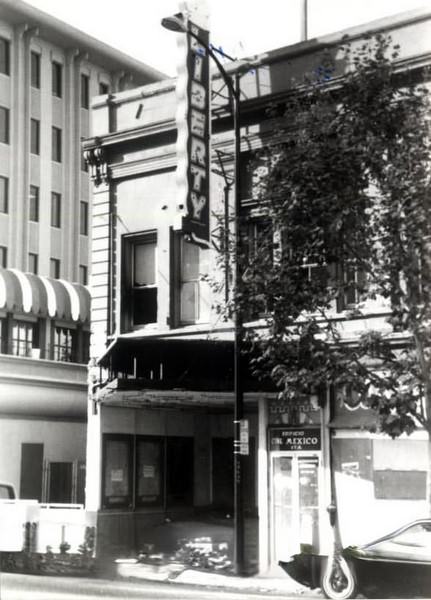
[24, 0, 431, 76]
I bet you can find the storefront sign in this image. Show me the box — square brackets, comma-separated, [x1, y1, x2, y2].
[110, 469, 124, 482]
[341, 461, 360, 478]
[269, 427, 321, 452]
[175, 19, 210, 247]
[143, 465, 155, 478]
[239, 419, 249, 455]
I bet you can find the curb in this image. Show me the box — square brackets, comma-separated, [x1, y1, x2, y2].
[114, 560, 313, 595]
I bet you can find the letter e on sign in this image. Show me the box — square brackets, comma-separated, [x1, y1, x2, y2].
[190, 81, 206, 110]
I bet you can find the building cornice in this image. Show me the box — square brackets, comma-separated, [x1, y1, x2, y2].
[0, 372, 87, 391]
[91, 79, 176, 108]
[231, 8, 431, 72]
[85, 52, 431, 164]
[0, 412, 86, 423]
[0, 353, 87, 388]
[85, 118, 175, 149]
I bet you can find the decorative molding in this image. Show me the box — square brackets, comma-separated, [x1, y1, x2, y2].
[110, 154, 176, 179]
[88, 118, 176, 147]
[112, 70, 134, 93]
[84, 144, 109, 186]
[91, 79, 175, 109]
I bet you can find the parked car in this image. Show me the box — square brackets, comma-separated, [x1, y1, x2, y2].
[279, 519, 431, 599]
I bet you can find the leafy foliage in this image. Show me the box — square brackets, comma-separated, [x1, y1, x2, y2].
[232, 34, 431, 438]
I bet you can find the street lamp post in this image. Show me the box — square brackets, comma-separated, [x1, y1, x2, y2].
[162, 13, 247, 575]
[231, 69, 245, 576]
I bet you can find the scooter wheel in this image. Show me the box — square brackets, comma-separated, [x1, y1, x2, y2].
[321, 554, 358, 600]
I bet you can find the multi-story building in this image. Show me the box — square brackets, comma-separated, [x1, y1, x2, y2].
[0, 0, 163, 506]
[84, 8, 431, 573]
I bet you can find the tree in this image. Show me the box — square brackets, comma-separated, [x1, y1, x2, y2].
[229, 35, 431, 496]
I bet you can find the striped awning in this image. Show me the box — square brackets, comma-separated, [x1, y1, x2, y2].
[0, 268, 90, 323]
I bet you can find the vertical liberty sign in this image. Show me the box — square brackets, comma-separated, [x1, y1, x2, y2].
[175, 20, 211, 247]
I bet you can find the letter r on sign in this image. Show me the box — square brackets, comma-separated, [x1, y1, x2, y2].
[190, 137, 206, 167]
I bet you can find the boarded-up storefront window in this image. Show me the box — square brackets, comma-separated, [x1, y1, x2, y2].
[102, 434, 194, 509]
[136, 437, 163, 506]
[373, 439, 427, 500]
[374, 470, 426, 499]
[332, 438, 373, 481]
[103, 435, 132, 508]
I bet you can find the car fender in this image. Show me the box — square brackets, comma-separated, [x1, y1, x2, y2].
[279, 554, 325, 589]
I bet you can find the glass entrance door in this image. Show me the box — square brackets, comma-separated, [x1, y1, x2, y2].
[272, 454, 320, 562]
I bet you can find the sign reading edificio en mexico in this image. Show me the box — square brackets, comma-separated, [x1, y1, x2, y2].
[269, 427, 321, 451]
[175, 19, 210, 247]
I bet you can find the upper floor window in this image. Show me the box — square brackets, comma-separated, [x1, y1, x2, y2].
[241, 217, 273, 319]
[82, 330, 90, 364]
[30, 118, 40, 155]
[51, 191, 61, 228]
[52, 61, 62, 97]
[0, 38, 10, 76]
[284, 256, 365, 313]
[239, 151, 268, 202]
[80, 201, 88, 235]
[12, 320, 38, 357]
[242, 218, 273, 262]
[50, 257, 60, 279]
[298, 255, 329, 287]
[0, 176, 8, 213]
[79, 264, 88, 286]
[31, 51, 41, 88]
[180, 238, 210, 324]
[99, 82, 109, 95]
[0, 106, 9, 144]
[29, 185, 39, 222]
[122, 233, 157, 328]
[0, 245, 7, 268]
[52, 126, 62, 162]
[80, 137, 88, 172]
[336, 262, 366, 311]
[0, 317, 5, 353]
[81, 74, 90, 109]
[28, 252, 38, 275]
[53, 326, 76, 362]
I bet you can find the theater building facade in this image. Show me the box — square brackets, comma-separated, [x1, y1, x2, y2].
[84, 9, 431, 571]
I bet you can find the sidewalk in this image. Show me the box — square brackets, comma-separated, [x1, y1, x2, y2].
[115, 559, 321, 596]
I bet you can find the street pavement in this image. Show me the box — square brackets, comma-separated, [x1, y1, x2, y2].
[0, 572, 320, 600]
